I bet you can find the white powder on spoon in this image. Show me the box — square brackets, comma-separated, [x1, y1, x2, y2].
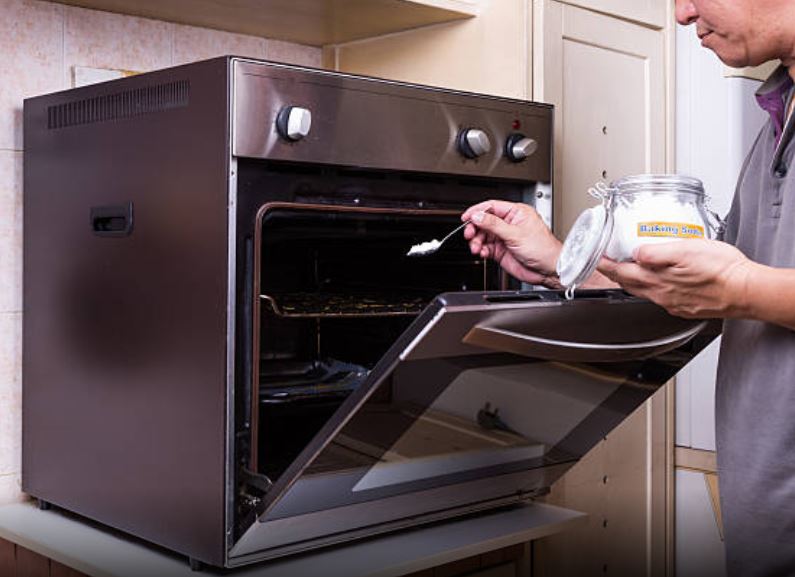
[407, 240, 442, 257]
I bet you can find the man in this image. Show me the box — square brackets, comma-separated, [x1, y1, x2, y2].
[462, 1, 795, 574]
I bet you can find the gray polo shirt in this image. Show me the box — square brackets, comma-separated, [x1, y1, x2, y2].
[718, 66, 795, 576]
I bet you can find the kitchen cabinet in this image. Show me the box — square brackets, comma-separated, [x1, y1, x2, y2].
[330, 0, 530, 99]
[533, 392, 670, 577]
[45, 0, 481, 46]
[554, 0, 666, 29]
[533, 0, 668, 238]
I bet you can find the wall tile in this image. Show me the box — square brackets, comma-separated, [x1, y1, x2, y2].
[0, 401, 21, 479]
[64, 5, 172, 83]
[0, 312, 22, 404]
[0, 474, 25, 504]
[266, 39, 323, 68]
[0, 0, 64, 151]
[0, 312, 22, 479]
[173, 24, 267, 66]
[0, 152, 23, 313]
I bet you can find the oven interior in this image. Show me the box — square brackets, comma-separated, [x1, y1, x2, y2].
[231, 161, 530, 532]
[253, 206, 510, 481]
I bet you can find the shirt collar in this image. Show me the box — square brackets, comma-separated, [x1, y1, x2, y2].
[756, 65, 794, 146]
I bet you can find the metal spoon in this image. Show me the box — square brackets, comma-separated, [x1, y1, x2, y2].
[406, 220, 471, 257]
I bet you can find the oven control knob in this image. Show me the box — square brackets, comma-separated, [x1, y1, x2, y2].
[276, 106, 312, 141]
[457, 128, 492, 159]
[506, 134, 538, 162]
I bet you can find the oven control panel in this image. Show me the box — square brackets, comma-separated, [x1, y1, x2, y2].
[233, 59, 552, 183]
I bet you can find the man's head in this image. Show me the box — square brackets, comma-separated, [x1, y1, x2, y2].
[675, 0, 795, 68]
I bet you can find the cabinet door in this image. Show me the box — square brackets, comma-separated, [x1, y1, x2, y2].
[533, 391, 669, 577]
[533, 0, 666, 237]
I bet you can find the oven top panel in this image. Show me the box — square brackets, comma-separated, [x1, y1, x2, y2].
[232, 59, 552, 182]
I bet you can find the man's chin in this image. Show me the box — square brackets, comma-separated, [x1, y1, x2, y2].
[719, 56, 750, 68]
[711, 50, 753, 69]
[710, 47, 776, 70]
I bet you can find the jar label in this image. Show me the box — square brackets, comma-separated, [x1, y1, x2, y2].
[637, 222, 705, 238]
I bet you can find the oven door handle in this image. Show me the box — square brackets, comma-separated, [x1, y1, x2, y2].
[463, 320, 707, 362]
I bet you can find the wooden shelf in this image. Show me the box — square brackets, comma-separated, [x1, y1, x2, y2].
[51, 0, 481, 46]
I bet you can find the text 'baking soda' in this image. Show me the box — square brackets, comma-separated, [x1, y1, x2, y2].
[637, 222, 705, 239]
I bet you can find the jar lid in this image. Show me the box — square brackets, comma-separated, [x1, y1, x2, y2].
[611, 174, 705, 196]
[556, 204, 614, 290]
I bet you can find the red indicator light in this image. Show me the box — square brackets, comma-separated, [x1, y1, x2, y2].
[512, 119, 521, 130]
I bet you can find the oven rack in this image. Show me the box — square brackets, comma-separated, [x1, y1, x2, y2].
[259, 292, 430, 318]
[259, 358, 370, 403]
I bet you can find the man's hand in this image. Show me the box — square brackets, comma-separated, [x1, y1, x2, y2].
[598, 239, 754, 319]
[461, 200, 563, 287]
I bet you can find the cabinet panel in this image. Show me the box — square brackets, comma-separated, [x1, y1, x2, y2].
[51, 560, 90, 577]
[47, 0, 480, 46]
[534, 390, 668, 577]
[555, 0, 666, 29]
[0, 538, 15, 577]
[334, 0, 529, 99]
[16, 546, 50, 577]
[533, 0, 666, 237]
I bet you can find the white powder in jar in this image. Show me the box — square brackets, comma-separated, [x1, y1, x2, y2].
[603, 192, 707, 261]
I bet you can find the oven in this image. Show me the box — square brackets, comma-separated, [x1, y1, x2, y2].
[22, 57, 719, 569]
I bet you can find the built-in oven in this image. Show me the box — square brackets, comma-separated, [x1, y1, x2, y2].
[22, 57, 719, 569]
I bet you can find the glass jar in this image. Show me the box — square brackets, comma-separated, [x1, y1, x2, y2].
[556, 174, 718, 296]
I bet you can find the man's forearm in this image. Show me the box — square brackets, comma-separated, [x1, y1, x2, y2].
[743, 265, 795, 330]
[535, 268, 619, 291]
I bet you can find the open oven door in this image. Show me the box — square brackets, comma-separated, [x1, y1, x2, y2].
[229, 289, 720, 564]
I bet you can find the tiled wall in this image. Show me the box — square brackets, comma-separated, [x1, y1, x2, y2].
[0, 0, 322, 505]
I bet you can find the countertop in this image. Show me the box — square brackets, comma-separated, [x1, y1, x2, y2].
[0, 501, 585, 576]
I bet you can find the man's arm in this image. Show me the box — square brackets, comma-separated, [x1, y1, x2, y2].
[742, 265, 795, 330]
[598, 239, 795, 331]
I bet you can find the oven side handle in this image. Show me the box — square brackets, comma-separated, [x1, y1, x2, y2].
[90, 202, 134, 237]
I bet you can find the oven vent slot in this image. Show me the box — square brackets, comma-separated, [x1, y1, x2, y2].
[47, 79, 190, 129]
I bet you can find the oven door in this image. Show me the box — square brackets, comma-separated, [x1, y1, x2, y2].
[230, 290, 719, 561]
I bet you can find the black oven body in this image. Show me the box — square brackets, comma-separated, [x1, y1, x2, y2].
[22, 57, 718, 568]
